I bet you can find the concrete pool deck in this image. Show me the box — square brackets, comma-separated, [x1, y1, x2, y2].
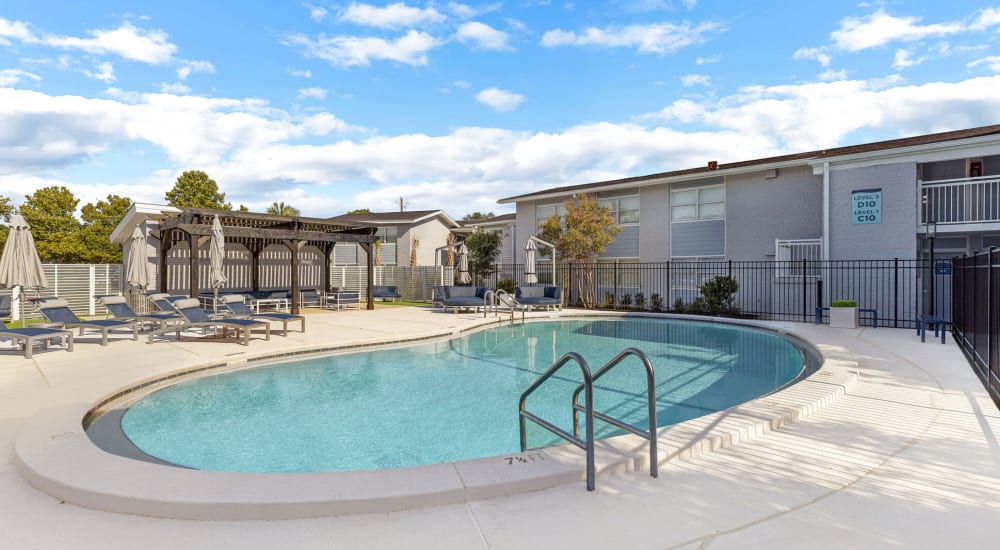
[2, 307, 999, 548]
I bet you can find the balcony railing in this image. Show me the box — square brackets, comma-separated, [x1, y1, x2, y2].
[920, 175, 1000, 225]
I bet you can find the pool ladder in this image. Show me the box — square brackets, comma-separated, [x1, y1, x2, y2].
[518, 348, 658, 491]
[483, 289, 525, 323]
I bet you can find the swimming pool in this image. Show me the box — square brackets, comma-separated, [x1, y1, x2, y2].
[115, 317, 805, 473]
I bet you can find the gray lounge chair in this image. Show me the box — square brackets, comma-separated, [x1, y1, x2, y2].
[148, 298, 270, 346]
[220, 295, 305, 336]
[440, 286, 489, 312]
[0, 320, 73, 359]
[515, 286, 563, 311]
[0, 295, 11, 318]
[99, 295, 180, 330]
[38, 299, 138, 346]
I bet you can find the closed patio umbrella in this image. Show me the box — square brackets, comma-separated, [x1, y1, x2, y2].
[0, 213, 49, 326]
[456, 242, 471, 285]
[209, 215, 228, 313]
[524, 239, 538, 285]
[124, 226, 148, 290]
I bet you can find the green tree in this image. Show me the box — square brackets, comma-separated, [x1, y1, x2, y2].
[237, 204, 250, 212]
[462, 211, 495, 221]
[538, 194, 622, 307]
[164, 170, 231, 209]
[78, 195, 133, 263]
[20, 186, 83, 262]
[266, 201, 300, 216]
[0, 194, 12, 252]
[346, 208, 372, 215]
[463, 229, 502, 284]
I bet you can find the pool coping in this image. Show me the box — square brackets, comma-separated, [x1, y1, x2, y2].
[14, 312, 860, 520]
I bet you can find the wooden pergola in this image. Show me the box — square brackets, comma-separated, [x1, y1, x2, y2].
[157, 207, 379, 313]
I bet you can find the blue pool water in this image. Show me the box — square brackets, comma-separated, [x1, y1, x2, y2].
[120, 318, 804, 472]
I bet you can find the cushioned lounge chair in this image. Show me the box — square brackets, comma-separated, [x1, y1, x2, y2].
[0, 295, 11, 318]
[299, 289, 323, 308]
[372, 285, 401, 302]
[220, 295, 304, 336]
[38, 299, 138, 346]
[0, 320, 73, 359]
[515, 286, 563, 311]
[148, 298, 269, 346]
[148, 293, 188, 313]
[440, 286, 489, 313]
[99, 295, 180, 330]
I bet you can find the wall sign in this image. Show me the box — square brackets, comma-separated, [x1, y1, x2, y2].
[851, 188, 882, 225]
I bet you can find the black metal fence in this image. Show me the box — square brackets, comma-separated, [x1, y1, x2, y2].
[953, 248, 1000, 406]
[474, 259, 933, 328]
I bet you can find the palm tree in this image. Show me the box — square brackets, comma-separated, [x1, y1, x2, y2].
[266, 202, 300, 216]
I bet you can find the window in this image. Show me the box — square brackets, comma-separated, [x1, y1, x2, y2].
[535, 204, 566, 229]
[775, 239, 822, 278]
[671, 185, 724, 221]
[599, 196, 640, 224]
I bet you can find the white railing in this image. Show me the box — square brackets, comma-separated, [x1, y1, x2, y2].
[775, 239, 822, 278]
[920, 175, 1000, 225]
[3, 264, 122, 322]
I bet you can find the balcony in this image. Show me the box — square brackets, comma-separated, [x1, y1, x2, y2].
[920, 175, 1000, 226]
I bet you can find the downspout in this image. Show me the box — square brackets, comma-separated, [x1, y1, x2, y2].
[822, 161, 831, 308]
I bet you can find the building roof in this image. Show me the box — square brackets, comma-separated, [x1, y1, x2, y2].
[455, 213, 516, 228]
[327, 210, 459, 228]
[498, 124, 1000, 203]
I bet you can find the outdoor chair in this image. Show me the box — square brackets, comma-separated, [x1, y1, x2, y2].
[148, 293, 189, 313]
[515, 286, 563, 311]
[148, 298, 269, 346]
[38, 299, 138, 346]
[440, 286, 489, 313]
[0, 320, 73, 359]
[220, 294, 305, 336]
[299, 289, 323, 308]
[371, 285, 401, 302]
[0, 295, 11, 318]
[99, 295, 180, 331]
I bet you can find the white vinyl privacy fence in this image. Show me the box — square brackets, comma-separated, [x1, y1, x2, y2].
[329, 266, 454, 302]
[2, 264, 122, 322]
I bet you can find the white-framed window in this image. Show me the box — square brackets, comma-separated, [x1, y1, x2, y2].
[598, 196, 640, 224]
[671, 185, 725, 221]
[775, 239, 822, 278]
[535, 203, 566, 230]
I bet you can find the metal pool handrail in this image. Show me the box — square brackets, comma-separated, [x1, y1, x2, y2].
[571, 347, 658, 480]
[519, 351, 597, 490]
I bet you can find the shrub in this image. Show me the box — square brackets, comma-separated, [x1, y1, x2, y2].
[601, 292, 615, 308]
[690, 296, 708, 314]
[498, 278, 516, 293]
[634, 292, 646, 310]
[699, 275, 739, 314]
[673, 297, 685, 313]
[832, 299, 857, 307]
[620, 293, 632, 308]
[651, 293, 663, 311]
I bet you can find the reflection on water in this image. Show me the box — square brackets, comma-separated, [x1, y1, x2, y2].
[121, 318, 804, 473]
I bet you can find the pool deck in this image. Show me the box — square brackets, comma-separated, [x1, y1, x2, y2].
[2, 306, 1000, 549]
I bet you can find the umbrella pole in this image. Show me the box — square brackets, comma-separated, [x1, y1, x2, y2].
[214, 288, 219, 315]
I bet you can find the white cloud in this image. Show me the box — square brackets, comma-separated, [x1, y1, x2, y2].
[288, 68, 313, 78]
[0, 68, 42, 86]
[338, 2, 445, 29]
[0, 17, 34, 42]
[447, 2, 503, 19]
[793, 47, 831, 67]
[680, 74, 710, 86]
[968, 55, 1000, 72]
[475, 87, 525, 111]
[160, 82, 191, 94]
[892, 49, 924, 70]
[817, 69, 848, 81]
[297, 87, 328, 99]
[85, 61, 116, 83]
[456, 22, 511, 50]
[287, 30, 440, 67]
[453, 80, 470, 88]
[831, 10, 967, 52]
[696, 55, 720, 65]
[43, 22, 177, 64]
[308, 5, 329, 22]
[177, 59, 215, 80]
[541, 20, 724, 55]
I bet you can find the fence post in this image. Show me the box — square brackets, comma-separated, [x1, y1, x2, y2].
[801, 258, 807, 322]
[728, 259, 732, 279]
[89, 265, 96, 316]
[614, 260, 619, 305]
[893, 258, 899, 328]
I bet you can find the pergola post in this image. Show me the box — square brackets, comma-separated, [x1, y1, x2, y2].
[361, 242, 375, 310]
[250, 245, 261, 292]
[322, 243, 333, 294]
[158, 229, 173, 293]
[188, 234, 200, 298]
[284, 240, 302, 315]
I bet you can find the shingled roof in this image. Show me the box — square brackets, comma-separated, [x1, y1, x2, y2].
[498, 124, 1000, 203]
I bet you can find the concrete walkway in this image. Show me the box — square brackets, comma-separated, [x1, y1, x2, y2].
[2, 307, 999, 549]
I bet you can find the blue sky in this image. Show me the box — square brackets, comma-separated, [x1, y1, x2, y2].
[2, 1, 1000, 218]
